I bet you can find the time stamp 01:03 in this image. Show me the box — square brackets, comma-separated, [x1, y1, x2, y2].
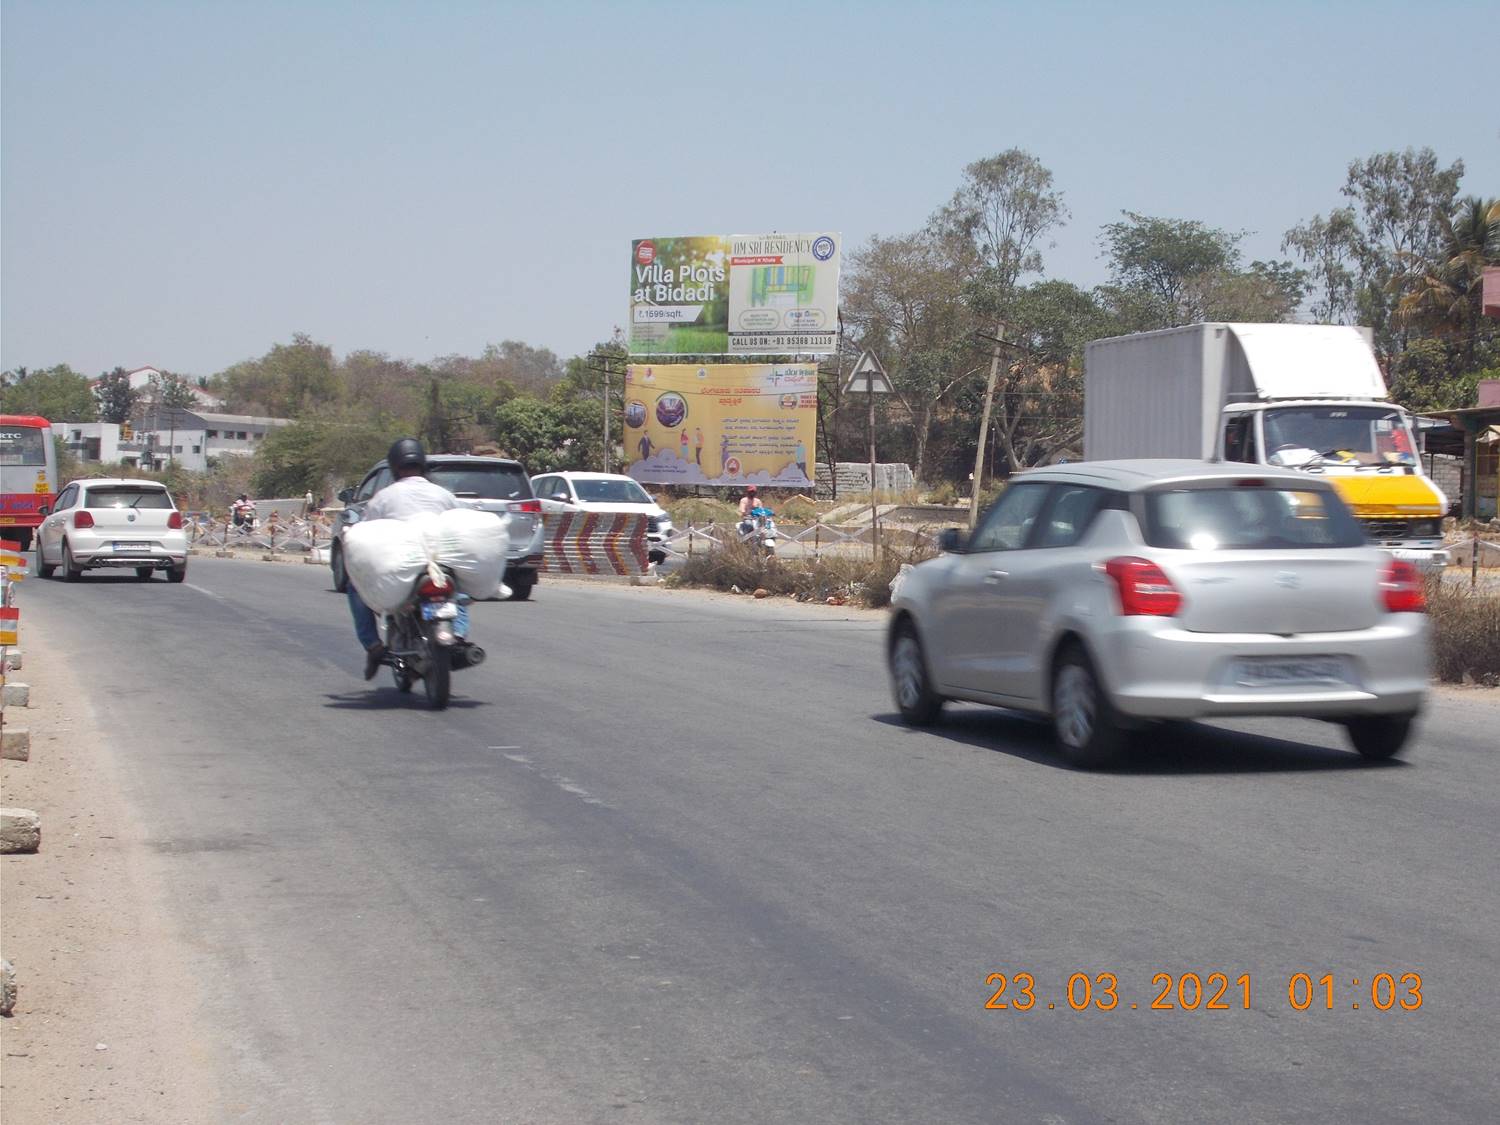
[983, 971, 1423, 1012]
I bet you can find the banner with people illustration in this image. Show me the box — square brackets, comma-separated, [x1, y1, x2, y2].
[623, 363, 817, 488]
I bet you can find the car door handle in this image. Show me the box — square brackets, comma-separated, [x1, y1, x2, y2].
[985, 569, 1009, 584]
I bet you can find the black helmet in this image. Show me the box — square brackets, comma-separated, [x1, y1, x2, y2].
[387, 437, 427, 474]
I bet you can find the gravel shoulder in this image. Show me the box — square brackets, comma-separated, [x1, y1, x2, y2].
[0, 633, 219, 1124]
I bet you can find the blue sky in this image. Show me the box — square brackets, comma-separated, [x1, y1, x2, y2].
[3, 0, 1495, 378]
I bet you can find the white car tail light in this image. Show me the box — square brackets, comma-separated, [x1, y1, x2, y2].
[1104, 556, 1182, 616]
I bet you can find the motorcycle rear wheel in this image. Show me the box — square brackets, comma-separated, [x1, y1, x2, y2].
[423, 642, 451, 710]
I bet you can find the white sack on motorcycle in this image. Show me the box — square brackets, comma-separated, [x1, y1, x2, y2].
[344, 509, 511, 613]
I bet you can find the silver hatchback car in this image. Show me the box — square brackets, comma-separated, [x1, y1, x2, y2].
[888, 460, 1429, 767]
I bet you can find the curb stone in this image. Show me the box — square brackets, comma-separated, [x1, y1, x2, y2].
[1, 727, 30, 762]
[0, 807, 40, 852]
[1, 958, 15, 1015]
[3, 682, 29, 707]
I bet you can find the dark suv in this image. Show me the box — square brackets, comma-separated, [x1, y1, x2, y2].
[331, 455, 547, 600]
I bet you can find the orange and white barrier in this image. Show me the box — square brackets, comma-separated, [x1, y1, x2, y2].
[542, 513, 649, 576]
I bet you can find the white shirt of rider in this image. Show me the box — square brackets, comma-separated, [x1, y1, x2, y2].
[363, 475, 460, 521]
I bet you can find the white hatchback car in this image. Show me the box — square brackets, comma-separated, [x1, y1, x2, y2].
[35, 478, 189, 582]
[529, 472, 674, 562]
[889, 460, 1429, 767]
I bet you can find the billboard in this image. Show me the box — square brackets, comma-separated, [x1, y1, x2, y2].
[623, 363, 817, 488]
[628, 233, 840, 356]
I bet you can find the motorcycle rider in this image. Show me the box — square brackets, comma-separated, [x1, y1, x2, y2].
[738, 483, 762, 522]
[348, 437, 459, 680]
[231, 493, 256, 531]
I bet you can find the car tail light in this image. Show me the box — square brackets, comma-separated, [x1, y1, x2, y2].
[508, 499, 542, 515]
[1104, 556, 1182, 616]
[1380, 559, 1425, 612]
[418, 574, 453, 600]
[168, 511, 183, 529]
[74, 511, 95, 529]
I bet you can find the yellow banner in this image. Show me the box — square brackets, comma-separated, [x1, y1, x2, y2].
[623, 363, 817, 488]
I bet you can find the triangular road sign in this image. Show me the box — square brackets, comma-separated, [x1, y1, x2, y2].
[843, 349, 893, 394]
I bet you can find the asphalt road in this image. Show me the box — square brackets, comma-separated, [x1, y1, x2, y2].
[20, 557, 1500, 1124]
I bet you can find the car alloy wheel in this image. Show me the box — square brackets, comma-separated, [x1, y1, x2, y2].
[1054, 663, 1096, 751]
[889, 620, 942, 725]
[1051, 645, 1125, 769]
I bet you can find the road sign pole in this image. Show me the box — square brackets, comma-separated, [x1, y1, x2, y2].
[869, 381, 878, 557]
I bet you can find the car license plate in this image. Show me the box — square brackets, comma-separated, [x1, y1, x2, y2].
[1232, 657, 1346, 687]
[114, 541, 150, 551]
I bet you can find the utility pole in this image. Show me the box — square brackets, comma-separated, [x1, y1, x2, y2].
[969, 323, 1005, 529]
[603, 366, 611, 474]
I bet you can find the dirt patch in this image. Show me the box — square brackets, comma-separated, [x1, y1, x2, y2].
[0, 637, 219, 1123]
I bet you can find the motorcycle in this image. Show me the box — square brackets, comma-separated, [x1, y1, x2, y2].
[380, 567, 485, 710]
[738, 505, 778, 558]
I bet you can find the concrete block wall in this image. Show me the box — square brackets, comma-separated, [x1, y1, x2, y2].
[814, 462, 915, 499]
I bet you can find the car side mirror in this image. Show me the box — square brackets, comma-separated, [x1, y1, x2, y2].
[552, 492, 569, 502]
[337, 488, 354, 504]
[937, 527, 967, 553]
[38, 505, 50, 517]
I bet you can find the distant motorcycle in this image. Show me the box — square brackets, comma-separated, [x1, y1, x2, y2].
[738, 506, 778, 558]
[380, 567, 485, 710]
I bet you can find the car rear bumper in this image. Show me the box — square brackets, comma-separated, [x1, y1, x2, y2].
[1093, 615, 1429, 720]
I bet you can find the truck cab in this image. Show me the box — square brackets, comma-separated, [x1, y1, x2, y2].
[1084, 323, 1449, 571]
[1218, 401, 1447, 564]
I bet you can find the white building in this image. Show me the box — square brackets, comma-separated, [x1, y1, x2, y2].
[61, 411, 291, 473]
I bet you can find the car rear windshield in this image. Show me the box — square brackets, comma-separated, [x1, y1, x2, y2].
[85, 487, 174, 509]
[428, 464, 532, 501]
[574, 479, 652, 503]
[0, 427, 48, 466]
[1143, 484, 1364, 550]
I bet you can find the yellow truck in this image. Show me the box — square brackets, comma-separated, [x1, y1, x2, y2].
[1084, 323, 1449, 569]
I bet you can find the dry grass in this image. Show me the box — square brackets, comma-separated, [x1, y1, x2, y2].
[669, 536, 937, 608]
[1426, 576, 1500, 685]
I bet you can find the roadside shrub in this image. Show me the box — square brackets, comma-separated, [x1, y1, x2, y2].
[923, 481, 959, 506]
[777, 495, 821, 523]
[669, 536, 938, 609]
[667, 497, 738, 525]
[1425, 576, 1500, 685]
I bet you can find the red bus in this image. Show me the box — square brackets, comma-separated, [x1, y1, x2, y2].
[0, 414, 59, 551]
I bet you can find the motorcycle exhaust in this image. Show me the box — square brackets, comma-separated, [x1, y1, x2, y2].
[451, 644, 485, 669]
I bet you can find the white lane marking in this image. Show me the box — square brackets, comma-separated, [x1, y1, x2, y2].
[185, 583, 226, 601]
[497, 750, 612, 808]
[489, 746, 521, 751]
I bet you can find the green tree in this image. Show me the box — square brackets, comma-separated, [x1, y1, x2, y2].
[1288, 148, 1464, 362]
[1282, 207, 1360, 322]
[491, 395, 600, 473]
[842, 226, 980, 481]
[1396, 196, 1500, 370]
[0, 364, 98, 421]
[252, 420, 394, 497]
[1099, 212, 1241, 328]
[94, 366, 139, 423]
[973, 280, 1116, 471]
[212, 334, 338, 417]
[150, 370, 200, 411]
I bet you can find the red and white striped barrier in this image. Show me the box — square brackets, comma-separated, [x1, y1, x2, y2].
[542, 513, 649, 576]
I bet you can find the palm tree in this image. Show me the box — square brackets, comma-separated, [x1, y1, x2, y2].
[1396, 196, 1500, 369]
